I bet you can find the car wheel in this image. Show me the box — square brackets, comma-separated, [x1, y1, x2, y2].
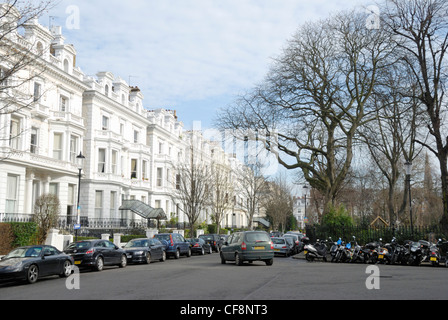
[26, 264, 39, 284]
[186, 248, 191, 257]
[209, 247, 213, 254]
[201, 248, 205, 255]
[60, 260, 72, 278]
[174, 249, 180, 259]
[265, 258, 274, 266]
[220, 252, 226, 264]
[94, 256, 104, 271]
[160, 251, 166, 262]
[119, 254, 127, 268]
[235, 253, 243, 266]
[145, 252, 151, 264]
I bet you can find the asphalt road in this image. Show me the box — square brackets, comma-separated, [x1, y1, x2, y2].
[1, 252, 448, 302]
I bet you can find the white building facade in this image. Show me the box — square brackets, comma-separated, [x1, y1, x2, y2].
[0, 13, 260, 233]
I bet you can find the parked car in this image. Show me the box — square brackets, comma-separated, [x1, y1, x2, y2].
[283, 233, 301, 254]
[64, 239, 127, 271]
[0, 245, 74, 284]
[284, 237, 296, 256]
[199, 234, 223, 252]
[272, 237, 293, 257]
[154, 233, 191, 259]
[187, 238, 213, 255]
[123, 238, 166, 264]
[220, 231, 274, 266]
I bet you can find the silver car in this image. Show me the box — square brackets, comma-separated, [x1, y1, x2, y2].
[272, 237, 292, 257]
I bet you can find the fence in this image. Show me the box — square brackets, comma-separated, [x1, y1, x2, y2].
[305, 224, 447, 245]
[0, 213, 154, 237]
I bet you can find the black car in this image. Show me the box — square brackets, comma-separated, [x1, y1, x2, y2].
[198, 234, 222, 252]
[123, 238, 166, 264]
[187, 238, 213, 255]
[0, 245, 74, 284]
[64, 239, 127, 271]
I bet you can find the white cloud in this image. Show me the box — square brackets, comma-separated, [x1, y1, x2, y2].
[43, 0, 372, 126]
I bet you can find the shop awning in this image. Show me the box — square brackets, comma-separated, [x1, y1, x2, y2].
[119, 200, 167, 220]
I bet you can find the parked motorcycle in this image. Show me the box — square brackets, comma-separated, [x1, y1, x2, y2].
[329, 237, 342, 262]
[304, 238, 328, 262]
[377, 240, 393, 264]
[349, 236, 367, 263]
[364, 238, 382, 264]
[429, 240, 442, 267]
[408, 241, 424, 266]
[389, 238, 408, 265]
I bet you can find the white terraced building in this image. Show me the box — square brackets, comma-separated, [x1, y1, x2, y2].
[0, 11, 266, 234]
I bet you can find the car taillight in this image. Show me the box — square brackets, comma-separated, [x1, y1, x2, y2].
[271, 242, 274, 249]
[194, 243, 200, 247]
[282, 246, 287, 249]
[214, 241, 216, 246]
[170, 235, 174, 246]
[86, 248, 94, 255]
[241, 242, 247, 250]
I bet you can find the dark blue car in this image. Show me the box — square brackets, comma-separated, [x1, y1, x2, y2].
[154, 233, 191, 259]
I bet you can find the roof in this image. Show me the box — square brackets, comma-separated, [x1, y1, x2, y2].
[119, 200, 167, 220]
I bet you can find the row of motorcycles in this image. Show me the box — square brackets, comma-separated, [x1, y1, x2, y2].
[302, 236, 448, 267]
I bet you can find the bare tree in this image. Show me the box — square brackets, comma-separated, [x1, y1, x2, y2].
[217, 10, 396, 216]
[33, 193, 60, 244]
[381, 0, 448, 229]
[264, 175, 293, 233]
[209, 160, 234, 234]
[0, 0, 57, 159]
[173, 141, 211, 237]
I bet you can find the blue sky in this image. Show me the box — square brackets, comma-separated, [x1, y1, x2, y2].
[42, 0, 372, 129]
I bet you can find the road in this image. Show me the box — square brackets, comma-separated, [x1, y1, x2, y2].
[1, 252, 447, 302]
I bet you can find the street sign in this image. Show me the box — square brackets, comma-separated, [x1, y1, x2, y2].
[74, 224, 81, 230]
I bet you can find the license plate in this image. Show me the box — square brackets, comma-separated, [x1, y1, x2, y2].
[74, 261, 81, 265]
[274, 249, 280, 251]
[254, 246, 265, 250]
[378, 255, 384, 259]
[431, 257, 437, 261]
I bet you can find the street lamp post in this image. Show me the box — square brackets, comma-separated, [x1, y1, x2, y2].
[303, 185, 308, 229]
[404, 161, 413, 236]
[75, 152, 85, 242]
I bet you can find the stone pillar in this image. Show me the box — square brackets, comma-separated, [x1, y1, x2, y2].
[113, 233, 123, 247]
[101, 234, 110, 240]
[146, 228, 158, 238]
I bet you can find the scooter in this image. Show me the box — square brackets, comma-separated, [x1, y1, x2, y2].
[304, 238, 328, 262]
[329, 237, 342, 262]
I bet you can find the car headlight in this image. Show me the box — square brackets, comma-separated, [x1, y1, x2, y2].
[134, 251, 144, 256]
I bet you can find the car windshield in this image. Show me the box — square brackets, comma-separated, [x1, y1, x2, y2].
[272, 238, 285, 244]
[124, 239, 149, 248]
[245, 232, 270, 243]
[5, 247, 43, 258]
[199, 235, 213, 240]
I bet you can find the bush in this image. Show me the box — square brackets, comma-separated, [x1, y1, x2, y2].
[9, 222, 38, 248]
[0, 223, 14, 255]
